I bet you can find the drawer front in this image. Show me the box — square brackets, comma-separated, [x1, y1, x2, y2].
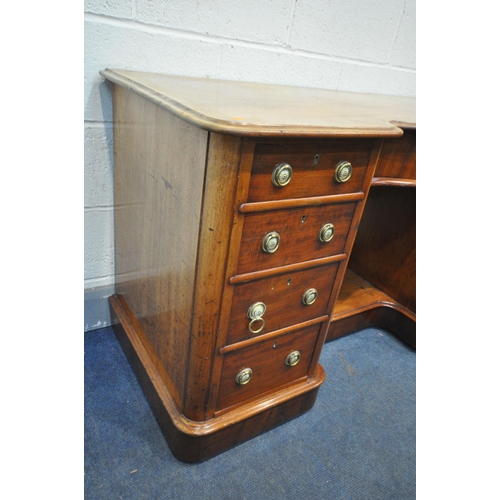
[248, 140, 374, 202]
[226, 263, 338, 345]
[375, 130, 416, 180]
[216, 324, 320, 411]
[236, 202, 356, 274]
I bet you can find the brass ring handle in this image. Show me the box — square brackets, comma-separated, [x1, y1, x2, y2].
[271, 163, 293, 187]
[285, 351, 301, 367]
[334, 160, 353, 183]
[235, 368, 253, 385]
[248, 317, 265, 334]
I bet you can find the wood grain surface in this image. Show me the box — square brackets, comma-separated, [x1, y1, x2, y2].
[183, 133, 243, 421]
[216, 323, 320, 411]
[101, 69, 415, 137]
[375, 128, 416, 180]
[226, 263, 339, 345]
[348, 186, 416, 313]
[327, 270, 416, 348]
[236, 202, 357, 274]
[112, 86, 208, 409]
[247, 139, 374, 201]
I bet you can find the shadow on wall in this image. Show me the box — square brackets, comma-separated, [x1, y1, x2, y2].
[98, 78, 114, 168]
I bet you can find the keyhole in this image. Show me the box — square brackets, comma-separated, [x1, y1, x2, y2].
[301, 215, 307, 223]
[314, 154, 320, 165]
[287, 278, 292, 286]
[273, 342, 277, 349]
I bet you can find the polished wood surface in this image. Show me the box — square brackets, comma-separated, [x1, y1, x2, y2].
[348, 185, 416, 313]
[374, 128, 416, 179]
[183, 132, 243, 420]
[327, 270, 416, 348]
[240, 192, 365, 213]
[217, 323, 320, 411]
[236, 202, 356, 274]
[112, 86, 208, 409]
[101, 69, 415, 138]
[326, 129, 416, 347]
[103, 70, 416, 462]
[248, 140, 374, 201]
[372, 177, 416, 187]
[229, 254, 346, 285]
[220, 316, 328, 355]
[226, 263, 339, 345]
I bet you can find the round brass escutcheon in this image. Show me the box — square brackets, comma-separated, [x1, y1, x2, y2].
[235, 367, 253, 385]
[262, 231, 281, 254]
[285, 351, 301, 367]
[302, 288, 318, 306]
[318, 222, 335, 243]
[248, 317, 265, 334]
[271, 163, 293, 187]
[334, 160, 353, 183]
[247, 301, 267, 320]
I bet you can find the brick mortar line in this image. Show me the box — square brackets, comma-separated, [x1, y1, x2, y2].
[84, 12, 415, 73]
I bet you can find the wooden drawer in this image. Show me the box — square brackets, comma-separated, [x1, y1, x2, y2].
[236, 202, 356, 274]
[216, 323, 320, 411]
[375, 129, 416, 180]
[247, 140, 374, 202]
[226, 263, 339, 345]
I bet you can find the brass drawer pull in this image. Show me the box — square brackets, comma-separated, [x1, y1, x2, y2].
[271, 163, 293, 187]
[235, 368, 253, 385]
[302, 288, 318, 306]
[262, 231, 280, 254]
[318, 222, 335, 243]
[248, 317, 265, 334]
[285, 351, 301, 367]
[247, 301, 266, 319]
[334, 161, 352, 183]
[247, 301, 266, 334]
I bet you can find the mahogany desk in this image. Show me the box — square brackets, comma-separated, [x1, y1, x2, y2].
[101, 69, 416, 462]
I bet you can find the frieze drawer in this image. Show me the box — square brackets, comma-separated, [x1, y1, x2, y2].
[247, 140, 375, 202]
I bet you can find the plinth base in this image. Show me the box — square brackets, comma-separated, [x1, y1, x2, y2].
[109, 295, 326, 463]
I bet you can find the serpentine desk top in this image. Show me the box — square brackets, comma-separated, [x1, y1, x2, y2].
[100, 69, 416, 138]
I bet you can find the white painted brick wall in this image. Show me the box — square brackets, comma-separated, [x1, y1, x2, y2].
[84, 0, 416, 330]
[289, 0, 404, 63]
[135, 0, 292, 45]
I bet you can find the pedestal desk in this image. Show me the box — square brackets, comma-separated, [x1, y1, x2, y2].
[100, 69, 416, 462]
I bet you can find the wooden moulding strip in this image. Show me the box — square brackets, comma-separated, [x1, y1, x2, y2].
[219, 315, 329, 354]
[390, 121, 416, 130]
[239, 193, 364, 214]
[331, 300, 416, 323]
[229, 254, 347, 285]
[110, 294, 325, 435]
[371, 177, 416, 187]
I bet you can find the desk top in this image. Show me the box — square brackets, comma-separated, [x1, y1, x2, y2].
[101, 69, 415, 138]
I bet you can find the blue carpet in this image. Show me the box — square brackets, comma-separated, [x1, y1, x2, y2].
[84, 326, 415, 499]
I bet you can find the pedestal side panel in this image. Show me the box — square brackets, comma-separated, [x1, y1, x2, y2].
[113, 86, 209, 409]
